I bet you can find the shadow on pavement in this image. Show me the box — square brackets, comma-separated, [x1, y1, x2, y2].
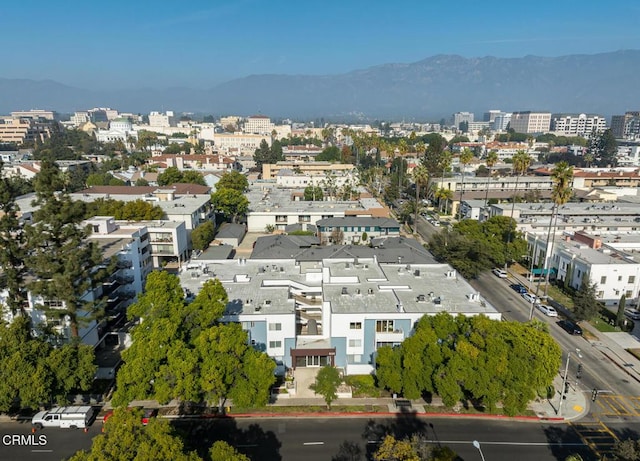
[175, 417, 282, 461]
[543, 425, 597, 461]
[332, 409, 431, 461]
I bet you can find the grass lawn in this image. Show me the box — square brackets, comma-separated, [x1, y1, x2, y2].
[545, 284, 574, 309]
[590, 318, 621, 333]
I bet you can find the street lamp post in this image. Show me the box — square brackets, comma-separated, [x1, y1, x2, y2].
[472, 440, 486, 461]
[557, 352, 571, 416]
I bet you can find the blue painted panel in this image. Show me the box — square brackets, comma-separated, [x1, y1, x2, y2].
[331, 336, 346, 368]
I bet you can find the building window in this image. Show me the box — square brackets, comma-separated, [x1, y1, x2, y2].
[618, 276, 623, 282]
[600, 276, 607, 285]
[348, 339, 362, 347]
[597, 291, 604, 298]
[269, 341, 282, 348]
[629, 276, 636, 284]
[626, 290, 633, 298]
[268, 323, 282, 331]
[347, 354, 362, 364]
[349, 322, 362, 330]
[376, 320, 394, 333]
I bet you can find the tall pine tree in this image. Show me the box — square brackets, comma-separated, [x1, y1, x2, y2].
[0, 164, 28, 315]
[26, 160, 107, 339]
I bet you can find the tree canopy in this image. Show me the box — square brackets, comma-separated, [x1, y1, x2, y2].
[216, 171, 248, 192]
[253, 139, 283, 169]
[428, 216, 526, 278]
[0, 317, 96, 411]
[68, 408, 200, 461]
[375, 313, 561, 415]
[157, 167, 207, 186]
[191, 221, 216, 251]
[310, 365, 342, 409]
[84, 198, 164, 221]
[112, 272, 275, 409]
[210, 188, 249, 224]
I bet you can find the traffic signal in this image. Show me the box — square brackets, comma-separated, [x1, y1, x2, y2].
[591, 389, 598, 402]
[577, 364, 583, 380]
[564, 382, 570, 394]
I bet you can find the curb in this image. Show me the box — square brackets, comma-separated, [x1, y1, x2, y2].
[166, 412, 563, 422]
[598, 349, 640, 385]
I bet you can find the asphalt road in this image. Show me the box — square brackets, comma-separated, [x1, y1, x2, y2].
[0, 417, 599, 461]
[470, 272, 640, 406]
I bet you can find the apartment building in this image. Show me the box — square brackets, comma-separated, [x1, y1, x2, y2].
[243, 115, 274, 134]
[453, 111, 474, 128]
[316, 217, 400, 245]
[510, 111, 551, 134]
[611, 111, 640, 139]
[178, 256, 500, 375]
[10, 110, 57, 121]
[527, 232, 640, 307]
[0, 117, 53, 144]
[214, 133, 270, 155]
[262, 161, 355, 180]
[149, 111, 176, 128]
[550, 113, 607, 136]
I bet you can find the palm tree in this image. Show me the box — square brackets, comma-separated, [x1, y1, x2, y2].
[412, 164, 429, 232]
[484, 150, 499, 206]
[504, 150, 532, 266]
[457, 148, 474, 219]
[542, 161, 574, 296]
[435, 187, 453, 215]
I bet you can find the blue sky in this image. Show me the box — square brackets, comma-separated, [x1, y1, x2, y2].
[1, 0, 638, 89]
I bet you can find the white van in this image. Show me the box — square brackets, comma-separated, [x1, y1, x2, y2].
[32, 406, 95, 429]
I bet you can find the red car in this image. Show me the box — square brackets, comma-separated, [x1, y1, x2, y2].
[102, 407, 158, 425]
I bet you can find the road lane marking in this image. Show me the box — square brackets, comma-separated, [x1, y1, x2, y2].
[303, 442, 325, 445]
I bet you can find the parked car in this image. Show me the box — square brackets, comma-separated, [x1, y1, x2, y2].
[522, 292, 538, 303]
[492, 268, 508, 278]
[510, 284, 528, 294]
[537, 304, 558, 317]
[624, 308, 640, 320]
[558, 319, 583, 335]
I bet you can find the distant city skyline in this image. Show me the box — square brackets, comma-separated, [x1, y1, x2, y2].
[1, 0, 639, 90]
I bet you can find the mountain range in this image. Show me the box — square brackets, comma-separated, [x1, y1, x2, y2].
[2, 50, 639, 120]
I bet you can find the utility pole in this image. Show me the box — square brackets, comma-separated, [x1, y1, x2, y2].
[557, 352, 571, 416]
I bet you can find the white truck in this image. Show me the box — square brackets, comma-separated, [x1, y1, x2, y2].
[31, 406, 95, 429]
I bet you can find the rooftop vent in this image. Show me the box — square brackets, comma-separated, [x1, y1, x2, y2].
[341, 287, 348, 295]
[368, 288, 374, 295]
[417, 294, 426, 302]
[445, 270, 457, 279]
[414, 270, 421, 277]
[434, 296, 442, 305]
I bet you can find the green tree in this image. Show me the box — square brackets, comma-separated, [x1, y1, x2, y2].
[412, 164, 429, 231]
[456, 148, 474, 218]
[209, 441, 250, 461]
[182, 170, 207, 186]
[317, 146, 341, 162]
[26, 160, 108, 338]
[191, 221, 216, 251]
[542, 161, 574, 296]
[484, 150, 499, 206]
[375, 313, 560, 416]
[310, 365, 342, 409]
[211, 188, 249, 223]
[617, 294, 627, 327]
[120, 200, 165, 221]
[0, 317, 52, 411]
[596, 128, 618, 167]
[195, 323, 275, 409]
[253, 139, 284, 170]
[157, 166, 184, 186]
[135, 178, 150, 186]
[572, 275, 600, 321]
[68, 408, 200, 461]
[612, 438, 640, 461]
[303, 185, 324, 201]
[0, 166, 28, 314]
[47, 343, 97, 405]
[216, 170, 249, 192]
